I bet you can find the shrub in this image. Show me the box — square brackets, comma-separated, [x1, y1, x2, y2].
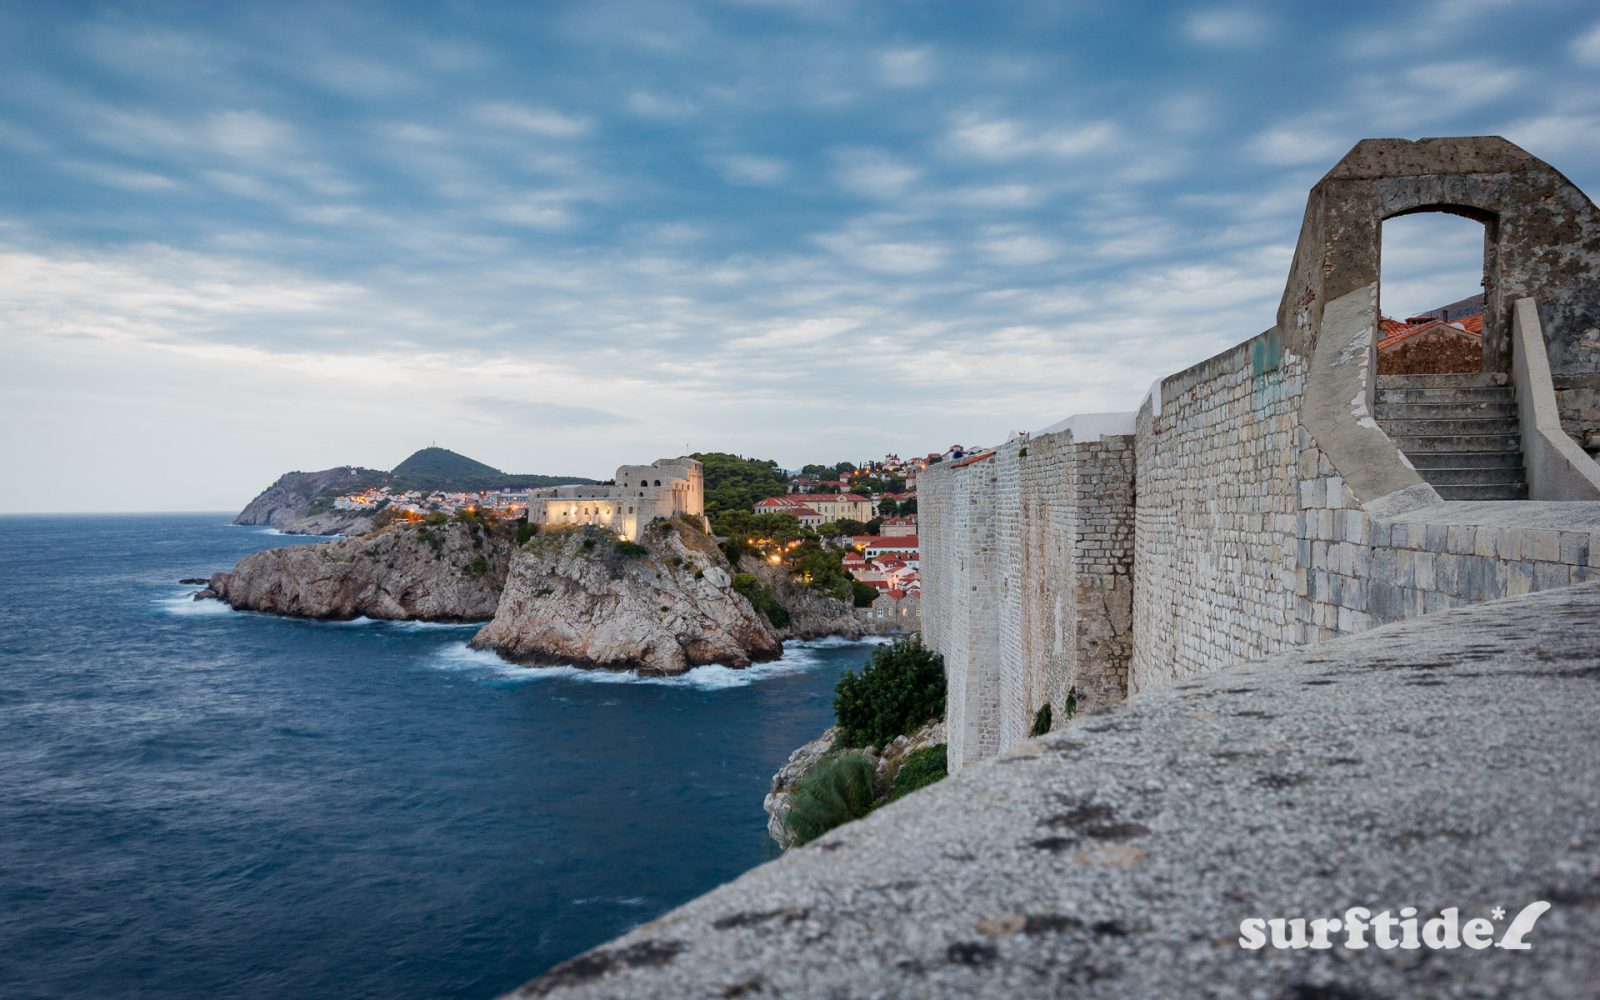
[732, 572, 791, 628]
[614, 540, 649, 558]
[1030, 702, 1052, 738]
[424, 512, 448, 526]
[1065, 686, 1078, 721]
[463, 555, 490, 578]
[832, 637, 946, 748]
[784, 752, 876, 846]
[515, 522, 538, 545]
[850, 581, 880, 608]
[892, 744, 948, 800]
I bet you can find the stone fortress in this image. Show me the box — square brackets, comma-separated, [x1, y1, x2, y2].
[921, 136, 1600, 771]
[525, 456, 707, 541]
[511, 138, 1600, 998]
[510, 137, 1600, 998]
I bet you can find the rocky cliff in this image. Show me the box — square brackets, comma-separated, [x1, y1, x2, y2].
[737, 557, 865, 641]
[207, 519, 512, 621]
[471, 519, 783, 675]
[234, 467, 376, 535]
[762, 718, 946, 848]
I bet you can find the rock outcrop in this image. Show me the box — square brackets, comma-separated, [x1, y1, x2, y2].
[737, 557, 865, 641]
[763, 718, 945, 848]
[208, 520, 512, 621]
[234, 467, 376, 535]
[470, 519, 783, 675]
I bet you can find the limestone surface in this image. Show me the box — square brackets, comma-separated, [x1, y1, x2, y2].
[470, 519, 782, 675]
[207, 520, 510, 621]
[510, 582, 1600, 999]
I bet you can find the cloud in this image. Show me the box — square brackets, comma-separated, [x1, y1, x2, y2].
[1571, 22, 1600, 65]
[1246, 120, 1352, 166]
[472, 102, 590, 138]
[710, 153, 789, 186]
[943, 112, 1119, 162]
[466, 397, 634, 428]
[1183, 7, 1271, 47]
[626, 90, 697, 119]
[878, 47, 934, 88]
[832, 148, 919, 199]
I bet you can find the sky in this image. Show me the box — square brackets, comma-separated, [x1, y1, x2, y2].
[2, 1, 1598, 512]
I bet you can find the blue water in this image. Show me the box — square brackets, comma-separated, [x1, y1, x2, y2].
[0, 514, 882, 999]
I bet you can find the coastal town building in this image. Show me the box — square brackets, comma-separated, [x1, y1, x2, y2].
[753, 493, 873, 522]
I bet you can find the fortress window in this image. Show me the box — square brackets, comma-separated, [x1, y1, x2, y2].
[654, 480, 661, 487]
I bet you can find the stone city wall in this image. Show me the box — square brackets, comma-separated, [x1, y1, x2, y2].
[926, 321, 1600, 771]
[923, 422, 1136, 770]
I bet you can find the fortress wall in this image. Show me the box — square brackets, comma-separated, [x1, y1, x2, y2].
[919, 454, 1000, 770]
[1130, 331, 1307, 691]
[924, 428, 1136, 771]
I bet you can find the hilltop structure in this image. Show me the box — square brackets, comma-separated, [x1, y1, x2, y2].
[920, 135, 1600, 770]
[526, 457, 707, 541]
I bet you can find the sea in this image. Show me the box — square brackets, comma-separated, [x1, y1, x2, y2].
[0, 513, 888, 999]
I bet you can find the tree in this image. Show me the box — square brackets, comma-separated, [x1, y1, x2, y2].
[878, 498, 898, 516]
[834, 461, 856, 473]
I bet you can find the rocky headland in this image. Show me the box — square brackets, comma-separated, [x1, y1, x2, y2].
[207, 518, 512, 621]
[234, 467, 378, 536]
[471, 519, 783, 675]
[205, 514, 788, 675]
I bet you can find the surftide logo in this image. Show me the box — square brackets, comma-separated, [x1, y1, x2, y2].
[1239, 902, 1552, 951]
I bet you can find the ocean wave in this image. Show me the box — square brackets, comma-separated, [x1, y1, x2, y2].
[428, 642, 829, 690]
[156, 593, 234, 616]
[327, 617, 480, 631]
[572, 896, 649, 907]
[788, 634, 897, 649]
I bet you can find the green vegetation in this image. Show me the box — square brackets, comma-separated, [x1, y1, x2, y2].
[515, 521, 538, 545]
[732, 572, 790, 628]
[851, 581, 880, 608]
[462, 555, 490, 578]
[892, 744, 948, 800]
[1065, 686, 1078, 721]
[783, 753, 876, 847]
[690, 452, 788, 525]
[833, 637, 946, 748]
[424, 511, 448, 526]
[614, 540, 649, 558]
[1030, 702, 1053, 737]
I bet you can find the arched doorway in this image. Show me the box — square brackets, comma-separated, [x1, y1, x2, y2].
[1377, 210, 1492, 376]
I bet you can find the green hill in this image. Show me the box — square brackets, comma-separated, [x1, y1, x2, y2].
[391, 447, 504, 484]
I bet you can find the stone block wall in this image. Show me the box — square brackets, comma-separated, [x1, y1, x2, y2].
[919, 453, 1001, 769]
[923, 427, 1136, 771]
[1130, 332, 1305, 691]
[1130, 329, 1600, 690]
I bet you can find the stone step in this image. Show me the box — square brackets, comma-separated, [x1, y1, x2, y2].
[1434, 482, 1529, 501]
[1376, 372, 1509, 390]
[1406, 451, 1526, 471]
[1414, 466, 1530, 486]
[1373, 400, 1519, 420]
[1374, 385, 1515, 404]
[1387, 433, 1521, 453]
[1379, 417, 1520, 436]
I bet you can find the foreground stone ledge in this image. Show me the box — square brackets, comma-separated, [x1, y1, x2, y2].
[511, 582, 1600, 998]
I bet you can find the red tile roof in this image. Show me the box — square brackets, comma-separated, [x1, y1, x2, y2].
[1377, 317, 1483, 352]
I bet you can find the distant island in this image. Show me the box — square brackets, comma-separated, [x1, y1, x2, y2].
[233, 446, 599, 535]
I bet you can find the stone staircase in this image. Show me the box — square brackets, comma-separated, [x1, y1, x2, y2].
[1373, 373, 1528, 501]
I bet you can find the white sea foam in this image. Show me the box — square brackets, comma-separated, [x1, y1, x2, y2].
[789, 634, 897, 649]
[572, 896, 649, 907]
[429, 640, 834, 690]
[157, 592, 234, 616]
[326, 617, 479, 631]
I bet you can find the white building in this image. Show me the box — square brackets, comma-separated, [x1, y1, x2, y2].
[527, 457, 707, 541]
